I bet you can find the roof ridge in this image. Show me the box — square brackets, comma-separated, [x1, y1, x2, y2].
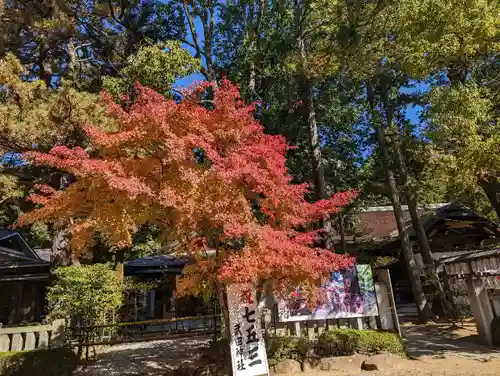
[361, 203, 450, 212]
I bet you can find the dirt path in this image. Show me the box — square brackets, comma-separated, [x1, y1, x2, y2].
[330, 321, 500, 375]
[74, 336, 212, 376]
[74, 322, 500, 376]
[400, 321, 500, 362]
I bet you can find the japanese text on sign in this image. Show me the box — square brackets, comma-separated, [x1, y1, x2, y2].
[227, 284, 269, 376]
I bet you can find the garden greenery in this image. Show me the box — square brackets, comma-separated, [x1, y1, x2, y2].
[0, 347, 79, 376]
[319, 329, 405, 356]
[266, 329, 405, 366]
[47, 264, 124, 327]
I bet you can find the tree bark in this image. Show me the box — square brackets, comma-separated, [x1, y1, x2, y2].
[339, 212, 347, 252]
[391, 135, 453, 318]
[215, 279, 230, 340]
[380, 89, 435, 267]
[478, 175, 500, 220]
[300, 68, 326, 200]
[183, 0, 216, 82]
[297, 33, 335, 249]
[367, 82, 433, 323]
[294, 2, 326, 201]
[50, 174, 80, 267]
[51, 222, 80, 267]
[114, 249, 125, 281]
[247, 59, 256, 101]
[246, 0, 265, 102]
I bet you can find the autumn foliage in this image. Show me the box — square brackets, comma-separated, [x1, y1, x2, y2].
[18, 80, 356, 298]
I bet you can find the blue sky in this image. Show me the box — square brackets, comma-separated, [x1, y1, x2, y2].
[402, 81, 430, 127]
[174, 72, 206, 87]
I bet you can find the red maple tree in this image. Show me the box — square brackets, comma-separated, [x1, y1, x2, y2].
[18, 80, 356, 314]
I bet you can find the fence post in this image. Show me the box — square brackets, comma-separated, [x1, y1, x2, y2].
[376, 269, 401, 336]
[294, 322, 301, 337]
[51, 319, 66, 347]
[10, 333, 23, 351]
[24, 332, 36, 350]
[375, 282, 397, 332]
[39, 331, 49, 349]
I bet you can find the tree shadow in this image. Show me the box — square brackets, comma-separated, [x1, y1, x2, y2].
[74, 336, 213, 376]
[401, 323, 500, 361]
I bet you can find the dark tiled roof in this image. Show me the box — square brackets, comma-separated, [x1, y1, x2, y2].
[0, 229, 43, 262]
[356, 203, 500, 241]
[438, 246, 500, 265]
[125, 255, 189, 268]
[0, 229, 17, 240]
[358, 210, 413, 240]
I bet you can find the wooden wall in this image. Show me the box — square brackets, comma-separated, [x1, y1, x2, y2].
[0, 281, 46, 326]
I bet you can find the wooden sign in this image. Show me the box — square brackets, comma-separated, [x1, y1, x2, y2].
[227, 283, 269, 376]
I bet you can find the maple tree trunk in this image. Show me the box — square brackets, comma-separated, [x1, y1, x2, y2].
[51, 222, 80, 267]
[114, 249, 125, 281]
[367, 83, 433, 323]
[50, 174, 79, 267]
[215, 279, 230, 340]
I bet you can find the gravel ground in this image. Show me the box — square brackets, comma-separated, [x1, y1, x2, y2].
[75, 322, 500, 376]
[74, 336, 212, 376]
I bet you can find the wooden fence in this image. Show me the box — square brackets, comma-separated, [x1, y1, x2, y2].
[0, 270, 399, 354]
[0, 319, 65, 352]
[73, 314, 221, 358]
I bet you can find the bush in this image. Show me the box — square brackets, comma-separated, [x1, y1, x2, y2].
[319, 329, 405, 356]
[491, 316, 500, 347]
[266, 336, 309, 365]
[47, 264, 124, 327]
[0, 347, 79, 376]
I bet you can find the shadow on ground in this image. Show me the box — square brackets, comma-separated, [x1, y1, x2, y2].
[401, 323, 500, 361]
[74, 336, 213, 376]
[73, 322, 500, 375]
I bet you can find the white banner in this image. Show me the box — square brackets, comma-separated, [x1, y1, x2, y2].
[227, 283, 269, 376]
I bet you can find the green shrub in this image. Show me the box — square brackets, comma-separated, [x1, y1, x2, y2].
[0, 347, 79, 376]
[319, 329, 405, 356]
[266, 336, 309, 366]
[47, 264, 124, 327]
[491, 316, 500, 347]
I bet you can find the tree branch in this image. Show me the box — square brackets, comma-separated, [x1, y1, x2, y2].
[183, 2, 202, 59]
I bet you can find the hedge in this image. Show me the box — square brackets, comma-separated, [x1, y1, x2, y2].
[319, 329, 405, 356]
[266, 329, 405, 365]
[266, 336, 309, 365]
[0, 347, 79, 376]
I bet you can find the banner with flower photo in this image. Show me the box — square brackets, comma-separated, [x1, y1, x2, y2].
[278, 264, 378, 322]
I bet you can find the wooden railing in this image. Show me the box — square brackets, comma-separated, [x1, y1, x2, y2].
[0, 319, 65, 352]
